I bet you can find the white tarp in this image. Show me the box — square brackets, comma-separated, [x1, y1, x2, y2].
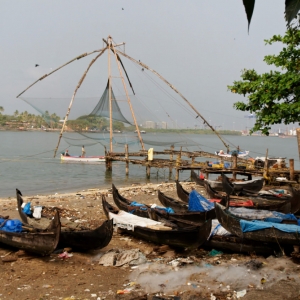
[108, 210, 171, 231]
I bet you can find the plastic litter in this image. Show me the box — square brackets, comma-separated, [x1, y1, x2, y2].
[236, 289, 247, 298]
[209, 249, 223, 256]
[33, 206, 43, 219]
[23, 202, 32, 216]
[116, 288, 132, 294]
[58, 251, 73, 259]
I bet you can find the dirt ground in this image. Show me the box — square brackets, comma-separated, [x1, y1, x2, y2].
[0, 182, 300, 300]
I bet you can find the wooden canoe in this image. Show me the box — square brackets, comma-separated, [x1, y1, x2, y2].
[191, 170, 205, 186]
[204, 234, 281, 255]
[191, 170, 264, 192]
[175, 180, 190, 203]
[17, 189, 113, 251]
[112, 183, 211, 225]
[0, 210, 60, 256]
[157, 189, 216, 221]
[215, 202, 300, 245]
[102, 196, 212, 249]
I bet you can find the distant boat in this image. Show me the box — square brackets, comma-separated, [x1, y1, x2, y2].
[215, 150, 249, 158]
[61, 154, 105, 162]
[135, 130, 146, 134]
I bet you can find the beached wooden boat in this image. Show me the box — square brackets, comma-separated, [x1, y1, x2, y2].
[0, 211, 60, 256]
[177, 179, 292, 213]
[215, 202, 300, 245]
[191, 170, 205, 186]
[112, 184, 212, 224]
[191, 170, 264, 192]
[204, 235, 280, 255]
[157, 190, 216, 219]
[61, 154, 105, 162]
[17, 189, 113, 251]
[102, 196, 212, 249]
[221, 175, 300, 213]
[176, 180, 190, 203]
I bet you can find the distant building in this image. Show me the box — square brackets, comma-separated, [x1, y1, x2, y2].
[144, 121, 157, 129]
[161, 121, 167, 129]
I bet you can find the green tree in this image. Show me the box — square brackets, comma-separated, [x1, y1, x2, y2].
[112, 120, 125, 131]
[243, 0, 300, 29]
[228, 28, 300, 135]
[0, 106, 4, 114]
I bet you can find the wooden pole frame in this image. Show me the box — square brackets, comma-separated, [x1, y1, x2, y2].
[116, 50, 230, 152]
[107, 36, 113, 152]
[53, 47, 108, 157]
[110, 42, 145, 150]
[16, 48, 107, 99]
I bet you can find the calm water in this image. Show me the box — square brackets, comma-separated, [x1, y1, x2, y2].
[1, 131, 299, 197]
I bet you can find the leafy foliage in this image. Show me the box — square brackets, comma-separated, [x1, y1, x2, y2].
[228, 29, 300, 135]
[243, 0, 300, 29]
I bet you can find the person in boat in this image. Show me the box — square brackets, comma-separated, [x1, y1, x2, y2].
[219, 150, 224, 155]
[81, 145, 86, 157]
[64, 149, 70, 156]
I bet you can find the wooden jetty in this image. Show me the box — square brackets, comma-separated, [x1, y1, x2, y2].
[104, 145, 300, 185]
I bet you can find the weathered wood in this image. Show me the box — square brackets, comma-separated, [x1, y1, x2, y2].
[297, 128, 300, 160]
[146, 164, 150, 178]
[290, 159, 295, 181]
[232, 156, 237, 180]
[125, 144, 129, 175]
[169, 145, 174, 175]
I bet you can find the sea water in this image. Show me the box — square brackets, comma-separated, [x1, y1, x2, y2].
[0, 130, 299, 197]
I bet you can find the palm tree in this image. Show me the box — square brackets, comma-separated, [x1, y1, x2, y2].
[14, 110, 19, 118]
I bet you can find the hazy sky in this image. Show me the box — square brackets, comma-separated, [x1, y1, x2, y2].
[1, 1, 288, 131]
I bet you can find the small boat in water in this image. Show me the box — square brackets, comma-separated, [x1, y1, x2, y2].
[61, 154, 105, 162]
[215, 150, 249, 158]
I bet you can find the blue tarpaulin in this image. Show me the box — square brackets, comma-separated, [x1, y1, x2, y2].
[23, 202, 32, 216]
[130, 201, 148, 211]
[240, 219, 300, 233]
[130, 201, 174, 214]
[0, 218, 23, 233]
[188, 190, 214, 212]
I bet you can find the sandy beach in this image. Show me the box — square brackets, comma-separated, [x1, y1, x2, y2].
[0, 181, 300, 300]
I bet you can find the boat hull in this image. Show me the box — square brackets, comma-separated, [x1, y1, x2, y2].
[61, 154, 105, 162]
[102, 196, 212, 249]
[17, 189, 113, 251]
[215, 202, 300, 245]
[0, 211, 60, 256]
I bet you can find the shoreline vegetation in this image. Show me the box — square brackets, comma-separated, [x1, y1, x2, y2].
[0, 109, 243, 135]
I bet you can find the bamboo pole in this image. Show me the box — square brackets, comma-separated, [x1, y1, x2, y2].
[116, 50, 230, 152]
[110, 40, 145, 150]
[108, 36, 113, 152]
[53, 47, 108, 157]
[16, 48, 107, 98]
